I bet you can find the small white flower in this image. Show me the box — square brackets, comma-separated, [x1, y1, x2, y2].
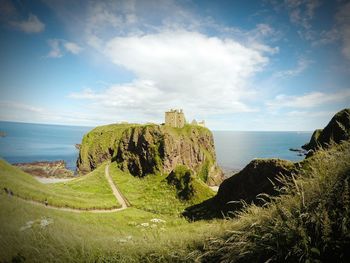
[40, 218, 53, 228]
[140, 222, 149, 227]
[150, 218, 166, 223]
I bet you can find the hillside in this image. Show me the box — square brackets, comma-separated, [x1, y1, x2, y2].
[77, 124, 224, 185]
[109, 163, 215, 215]
[190, 140, 350, 262]
[0, 160, 119, 209]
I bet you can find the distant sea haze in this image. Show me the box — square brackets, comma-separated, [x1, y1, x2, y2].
[0, 121, 312, 172]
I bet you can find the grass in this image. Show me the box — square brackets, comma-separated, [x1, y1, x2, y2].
[190, 141, 350, 262]
[109, 162, 215, 215]
[0, 186, 230, 263]
[0, 160, 119, 209]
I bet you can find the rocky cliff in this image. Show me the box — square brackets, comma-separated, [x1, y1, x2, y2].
[77, 124, 224, 185]
[302, 108, 350, 150]
[214, 159, 295, 211]
[183, 159, 295, 220]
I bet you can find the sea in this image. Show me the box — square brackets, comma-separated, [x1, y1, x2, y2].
[0, 121, 312, 173]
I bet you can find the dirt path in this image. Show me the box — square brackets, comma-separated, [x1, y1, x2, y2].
[104, 163, 130, 209]
[8, 163, 129, 213]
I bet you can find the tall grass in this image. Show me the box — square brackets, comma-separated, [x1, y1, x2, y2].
[191, 141, 350, 262]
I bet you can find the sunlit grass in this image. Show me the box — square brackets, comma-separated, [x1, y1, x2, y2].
[0, 190, 230, 262]
[109, 163, 215, 215]
[0, 160, 119, 209]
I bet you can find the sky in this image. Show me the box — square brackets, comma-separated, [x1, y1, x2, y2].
[0, 0, 349, 131]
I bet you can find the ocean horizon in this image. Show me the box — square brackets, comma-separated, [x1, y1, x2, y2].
[0, 121, 312, 173]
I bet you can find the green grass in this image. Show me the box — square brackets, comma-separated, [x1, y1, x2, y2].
[0, 160, 119, 209]
[0, 187, 230, 263]
[190, 141, 350, 262]
[109, 163, 215, 215]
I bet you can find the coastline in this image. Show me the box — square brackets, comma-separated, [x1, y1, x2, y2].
[13, 160, 75, 178]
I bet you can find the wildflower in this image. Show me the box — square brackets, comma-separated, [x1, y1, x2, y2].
[150, 218, 166, 223]
[40, 218, 53, 228]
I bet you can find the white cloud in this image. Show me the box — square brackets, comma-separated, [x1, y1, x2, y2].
[0, 101, 44, 113]
[63, 42, 83, 54]
[286, 110, 335, 118]
[10, 13, 45, 33]
[0, 100, 98, 126]
[274, 57, 312, 78]
[47, 39, 63, 58]
[46, 39, 82, 58]
[68, 29, 269, 122]
[267, 89, 350, 109]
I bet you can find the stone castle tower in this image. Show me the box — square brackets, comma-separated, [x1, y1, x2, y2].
[165, 109, 185, 128]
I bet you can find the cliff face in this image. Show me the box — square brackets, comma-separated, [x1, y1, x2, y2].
[77, 124, 224, 185]
[215, 159, 295, 210]
[76, 124, 134, 174]
[303, 108, 350, 150]
[183, 159, 295, 220]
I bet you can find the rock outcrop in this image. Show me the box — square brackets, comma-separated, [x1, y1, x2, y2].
[77, 124, 224, 185]
[302, 108, 350, 151]
[183, 159, 295, 220]
[14, 160, 74, 178]
[214, 159, 295, 211]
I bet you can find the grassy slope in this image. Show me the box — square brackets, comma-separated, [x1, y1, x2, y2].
[109, 163, 215, 215]
[0, 160, 119, 209]
[191, 141, 350, 262]
[0, 186, 229, 262]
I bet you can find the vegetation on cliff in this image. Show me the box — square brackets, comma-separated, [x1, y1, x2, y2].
[76, 123, 138, 174]
[77, 123, 223, 185]
[303, 108, 350, 150]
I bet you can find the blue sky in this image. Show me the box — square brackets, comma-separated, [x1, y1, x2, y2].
[0, 0, 349, 130]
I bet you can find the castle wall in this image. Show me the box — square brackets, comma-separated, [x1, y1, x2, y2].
[165, 110, 185, 128]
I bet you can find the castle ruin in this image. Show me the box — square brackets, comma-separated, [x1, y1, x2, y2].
[165, 109, 186, 128]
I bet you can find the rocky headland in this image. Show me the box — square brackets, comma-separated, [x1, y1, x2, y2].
[14, 160, 74, 178]
[302, 108, 350, 151]
[77, 124, 224, 186]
